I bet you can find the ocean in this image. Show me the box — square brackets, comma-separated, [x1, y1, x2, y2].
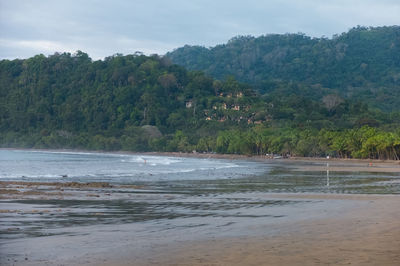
[0, 149, 265, 183]
[1, 149, 399, 193]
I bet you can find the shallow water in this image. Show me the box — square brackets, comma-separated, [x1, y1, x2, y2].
[1, 150, 399, 193]
[0, 149, 258, 182]
[0, 150, 399, 259]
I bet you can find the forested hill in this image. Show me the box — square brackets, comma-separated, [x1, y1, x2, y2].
[167, 26, 400, 111]
[0, 52, 255, 150]
[1, 52, 400, 159]
[0, 52, 224, 134]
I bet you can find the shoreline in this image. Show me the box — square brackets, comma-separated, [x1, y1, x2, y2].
[2, 148, 400, 173]
[146, 151, 400, 173]
[1, 149, 399, 265]
[3, 146, 400, 162]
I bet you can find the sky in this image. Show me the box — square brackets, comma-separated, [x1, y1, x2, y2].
[1, 0, 399, 60]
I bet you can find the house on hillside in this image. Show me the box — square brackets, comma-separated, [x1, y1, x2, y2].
[186, 100, 193, 108]
[232, 104, 240, 111]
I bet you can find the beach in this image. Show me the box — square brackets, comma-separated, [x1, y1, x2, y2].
[0, 151, 399, 265]
[130, 194, 399, 266]
[2, 188, 398, 266]
[155, 152, 400, 173]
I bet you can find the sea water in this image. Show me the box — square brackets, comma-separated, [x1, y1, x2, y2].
[0, 149, 399, 193]
[0, 149, 399, 241]
[0, 149, 265, 183]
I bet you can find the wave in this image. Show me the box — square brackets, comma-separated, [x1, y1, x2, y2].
[27, 150, 107, 156]
[0, 164, 240, 181]
[121, 155, 181, 165]
[0, 150, 256, 183]
[0, 174, 69, 179]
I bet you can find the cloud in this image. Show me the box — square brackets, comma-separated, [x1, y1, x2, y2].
[0, 0, 399, 59]
[0, 39, 77, 59]
[1, 39, 73, 53]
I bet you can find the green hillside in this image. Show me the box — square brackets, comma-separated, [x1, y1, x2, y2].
[1, 51, 399, 159]
[167, 26, 400, 111]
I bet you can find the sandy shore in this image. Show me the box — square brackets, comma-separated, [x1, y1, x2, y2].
[106, 150, 400, 173]
[147, 151, 400, 173]
[102, 194, 400, 266]
[1, 149, 399, 265]
[2, 148, 399, 172]
[2, 182, 398, 266]
[289, 159, 400, 173]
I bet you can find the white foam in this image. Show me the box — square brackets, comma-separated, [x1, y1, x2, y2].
[0, 174, 67, 179]
[122, 155, 181, 165]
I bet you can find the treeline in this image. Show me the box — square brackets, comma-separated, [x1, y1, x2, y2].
[1, 51, 400, 160]
[167, 26, 400, 111]
[2, 125, 399, 160]
[213, 126, 400, 160]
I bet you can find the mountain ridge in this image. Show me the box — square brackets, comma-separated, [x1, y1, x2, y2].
[167, 26, 400, 111]
[1, 29, 399, 159]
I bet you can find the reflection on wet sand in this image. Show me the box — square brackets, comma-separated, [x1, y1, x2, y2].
[0, 159, 399, 265]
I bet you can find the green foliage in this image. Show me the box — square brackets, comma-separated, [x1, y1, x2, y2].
[1, 49, 399, 160]
[167, 26, 400, 112]
[213, 126, 400, 160]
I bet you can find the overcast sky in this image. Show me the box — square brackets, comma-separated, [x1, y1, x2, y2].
[1, 0, 399, 60]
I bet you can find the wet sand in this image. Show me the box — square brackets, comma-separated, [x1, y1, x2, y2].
[146, 152, 400, 173]
[1, 184, 399, 265]
[128, 194, 400, 266]
[287, 157, 400, 173]
[1, 152, 399, 265]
